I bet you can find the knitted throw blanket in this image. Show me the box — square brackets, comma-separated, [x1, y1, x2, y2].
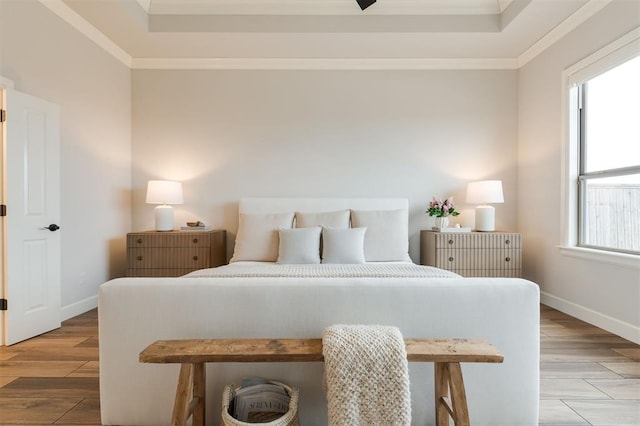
[322, 325, 412, 426]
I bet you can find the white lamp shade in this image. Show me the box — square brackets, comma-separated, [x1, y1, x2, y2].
[146, 180, 183, 205]
[466, 180, 504, 232]
[466, 180, 504, 204]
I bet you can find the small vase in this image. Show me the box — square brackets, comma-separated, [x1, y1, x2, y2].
[435, 217, 449, 229]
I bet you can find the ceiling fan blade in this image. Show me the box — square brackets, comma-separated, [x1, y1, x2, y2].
[356, 0, 376, 11]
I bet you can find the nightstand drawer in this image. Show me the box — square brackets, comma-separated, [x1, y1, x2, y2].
[126, 268, 196, 277]
[126, 230, 227, 277]
[436, 248, 521, 271]
[127, 233, 211, 248]
[454, 269, 521, 278]
[128, 248, 211, 269]
[127, 247, 211, 269]
[433, 233, 520, 249]
[421, 230, 522, 278]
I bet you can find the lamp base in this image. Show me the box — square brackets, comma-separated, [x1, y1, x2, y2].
[474, 205, 495, 232]
[154, 205, 174, 231]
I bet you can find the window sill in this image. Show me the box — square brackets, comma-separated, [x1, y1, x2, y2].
[557, 246, 640, 270]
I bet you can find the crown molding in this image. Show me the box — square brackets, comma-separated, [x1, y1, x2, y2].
[145, 0, 508, 16]
[41, 0, 613, 71]
[0, 76, 15, 89]
[517, 0, 612, 67]
[131, 57, 519, 70]
[38, 0, 132, 68]
[136, 0, 152, 13]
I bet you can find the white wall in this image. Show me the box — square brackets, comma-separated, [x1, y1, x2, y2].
[0, 0, 132, 318]
[131, 69, 519, 261]
[518, 1, 640, 343]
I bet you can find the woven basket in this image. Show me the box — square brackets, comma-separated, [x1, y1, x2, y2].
[220, 381, 299, 426]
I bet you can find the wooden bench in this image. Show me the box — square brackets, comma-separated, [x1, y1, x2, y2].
[139, 338, 503, 426]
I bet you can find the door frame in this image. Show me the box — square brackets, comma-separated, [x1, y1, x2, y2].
[0, 78, 14, 346]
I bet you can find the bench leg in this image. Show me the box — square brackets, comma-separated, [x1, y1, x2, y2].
[193, 363, 206, 426]
[434, 362, 470, 426]
[170, 363, 206, 426]
[435, 362, 450, 426]
[172, 363, 194, 426]
[448, 362, 469, 425]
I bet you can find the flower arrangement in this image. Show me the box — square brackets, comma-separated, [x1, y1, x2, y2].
[426, 196, 460, 218]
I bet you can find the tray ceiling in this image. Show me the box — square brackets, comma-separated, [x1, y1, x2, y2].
[58, 0, 599, 67]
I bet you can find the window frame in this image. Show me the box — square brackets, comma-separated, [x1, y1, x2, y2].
[560, 29, 640, 265]
[576, 82, 640, 255]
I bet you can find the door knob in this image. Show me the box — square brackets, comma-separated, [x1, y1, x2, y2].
[43, 224, 60, 232]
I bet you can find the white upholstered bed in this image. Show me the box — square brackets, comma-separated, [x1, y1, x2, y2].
[99, 198, 539, 425]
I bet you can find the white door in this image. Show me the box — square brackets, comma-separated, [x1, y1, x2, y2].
[3, 88, 61, 345]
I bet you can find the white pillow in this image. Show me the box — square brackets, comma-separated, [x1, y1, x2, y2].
[230, 212, 295, 262]
[295, 210, 350, 229]
[350, 209, 410, 262]
[321, 227, 367, 264]
[277, 227, 321, 264]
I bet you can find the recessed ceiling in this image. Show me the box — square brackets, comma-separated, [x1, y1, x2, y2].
[59, 0, 597, 67]
[136, 0, 515, 15]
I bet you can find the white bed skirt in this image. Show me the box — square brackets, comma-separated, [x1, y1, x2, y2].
[98, 276, 539, 426]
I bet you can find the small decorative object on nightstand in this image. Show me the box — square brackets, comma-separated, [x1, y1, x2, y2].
[426, 196, 460, 231]
[420, 230, 521, 277]
[126, 230, 226, 277]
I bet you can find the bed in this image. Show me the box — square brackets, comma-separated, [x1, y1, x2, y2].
[99, 198, 539, 425]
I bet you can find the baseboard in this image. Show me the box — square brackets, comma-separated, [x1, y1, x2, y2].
[61, 295, 98, 321]
[541, 292, 640, 345]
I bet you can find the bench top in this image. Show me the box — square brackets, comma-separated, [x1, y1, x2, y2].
[139, 338, 503, 364]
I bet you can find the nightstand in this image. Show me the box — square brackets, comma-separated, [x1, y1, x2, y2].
[420, 230, 521, 277]
[126, 230, 227, 277]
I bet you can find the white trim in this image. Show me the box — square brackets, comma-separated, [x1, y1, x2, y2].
[558, 246, 640, 269]
[0, 76, 15, 89]
[37, 0, 620, 71]
[136, 0, 152, 13]
[61, 295, 97, 322]
[38, 0, 132, 68]
[147, 0, 504, 16]
[560, 29, 640, 255]
[131, 57, 519, 70]
[559, 82, 579, 248]
[517, 0, 613, 67]
[566, 28, 640, 84]
[541, 292, 640, 345]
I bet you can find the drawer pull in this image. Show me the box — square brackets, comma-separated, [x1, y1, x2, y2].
[137, 256, 143, 261]
[193, 256, 199, 261]
[137, 238, 143, 244]
[193, 238, 199, 244]
[505, 240, 511, 245]
[448, 239, 454, 245]
[448, 257, 454, 262]
[505, 257, 511, 262]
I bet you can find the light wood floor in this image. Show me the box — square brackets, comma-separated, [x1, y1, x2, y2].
[0, 305, 638, 425]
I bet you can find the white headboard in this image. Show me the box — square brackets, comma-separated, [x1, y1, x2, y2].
[239, 198, 408, 214]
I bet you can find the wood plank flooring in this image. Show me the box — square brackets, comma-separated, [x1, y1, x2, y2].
[0, 305, 638, 425]
[539, 305, 640, 425]
[0, 309, 100, 425]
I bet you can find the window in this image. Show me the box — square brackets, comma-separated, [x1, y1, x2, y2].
[573, 55, 640, 255]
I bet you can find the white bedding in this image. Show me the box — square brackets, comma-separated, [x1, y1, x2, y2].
[185, 262, 461, 279]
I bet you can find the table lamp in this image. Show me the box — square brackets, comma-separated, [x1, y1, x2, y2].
[466, 180, 504, 232]
[146, 180, 183, 231]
